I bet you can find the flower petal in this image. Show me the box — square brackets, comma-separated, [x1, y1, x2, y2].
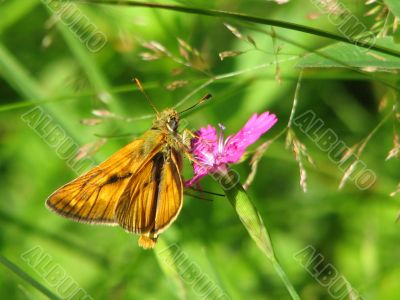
[187, 111, 278, 186]
[188, 125, 218, 186]
[185, 174, 204, 187]
[224, 112, 277, 163]
[191, 125, 217, 161]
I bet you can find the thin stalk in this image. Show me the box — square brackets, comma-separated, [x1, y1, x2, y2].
[215, 169, 300, 300]
[76, 0, 400, 59]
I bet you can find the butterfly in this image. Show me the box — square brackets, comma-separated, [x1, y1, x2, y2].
[46, 79, 211, 249]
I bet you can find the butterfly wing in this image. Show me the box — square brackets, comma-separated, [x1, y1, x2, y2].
[154, 150, 183, 232]
[115, 149, 183, 244]
[46, 134, 163, 224]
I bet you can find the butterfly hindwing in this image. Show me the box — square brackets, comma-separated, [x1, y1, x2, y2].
[114, 152, 161, 232]
[154, 150, 183, 232]
[115, 149, 183, 235]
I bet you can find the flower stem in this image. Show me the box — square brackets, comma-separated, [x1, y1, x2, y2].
[215, 169, 301, 300]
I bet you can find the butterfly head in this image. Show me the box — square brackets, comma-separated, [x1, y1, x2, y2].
[154, 108, 180, 132]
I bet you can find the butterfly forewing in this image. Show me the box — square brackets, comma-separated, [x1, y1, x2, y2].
[46, 135, 163, 224]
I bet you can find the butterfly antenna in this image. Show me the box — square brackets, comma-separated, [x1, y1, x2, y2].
[134, 78, 159, 114]
[188, 187, 224, 197]
[179, 93, 212, 115]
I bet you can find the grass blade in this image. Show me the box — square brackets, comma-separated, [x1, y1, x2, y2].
[154, 238, 187, 300]
[0, 255, 60, 300]
[216, 171, 300, 300]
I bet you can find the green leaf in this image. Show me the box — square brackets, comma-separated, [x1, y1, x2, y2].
[385, 0, 400, 19]
[296, 38, 400, 71]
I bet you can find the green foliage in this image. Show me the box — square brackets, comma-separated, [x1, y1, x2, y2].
[1, 1, 400, 300]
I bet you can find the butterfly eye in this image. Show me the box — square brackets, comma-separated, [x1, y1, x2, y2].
[168, 117, 178, 132]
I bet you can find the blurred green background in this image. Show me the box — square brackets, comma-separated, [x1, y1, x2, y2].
[1, 0, 400, 299]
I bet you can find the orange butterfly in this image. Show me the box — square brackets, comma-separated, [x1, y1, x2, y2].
[46, 79, 210, 249]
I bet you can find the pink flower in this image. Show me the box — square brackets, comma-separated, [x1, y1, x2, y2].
[187, 111, 278, 186]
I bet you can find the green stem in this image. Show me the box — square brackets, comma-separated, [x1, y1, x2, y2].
[271, 259, 300, 300]
[76, 0, 400, 59]
[215, 169, 301, 300]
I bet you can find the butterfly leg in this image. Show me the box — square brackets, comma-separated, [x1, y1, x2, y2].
[181, 128, 198, 147]
[138, 233, 158, 249]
